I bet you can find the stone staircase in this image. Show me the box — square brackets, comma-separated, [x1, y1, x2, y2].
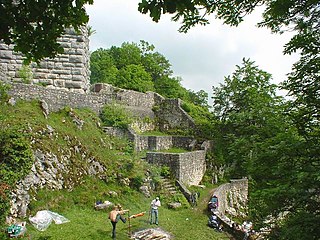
[159, 176, 177, 195]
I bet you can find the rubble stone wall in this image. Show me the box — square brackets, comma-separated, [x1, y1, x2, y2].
[212, 178, 249, 218]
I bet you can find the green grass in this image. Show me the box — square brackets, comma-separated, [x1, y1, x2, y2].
[17, 180, 228, 240]
[0, 100, 229, 240]
[159, 148, 189, 153]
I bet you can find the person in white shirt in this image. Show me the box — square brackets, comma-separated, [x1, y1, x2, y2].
[150, 197, 161, 225]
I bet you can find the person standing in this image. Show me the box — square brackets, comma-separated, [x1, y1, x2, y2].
[150, 197, 161, 225]
[241, 220, 253, 240]
[108, 205, 129, 239]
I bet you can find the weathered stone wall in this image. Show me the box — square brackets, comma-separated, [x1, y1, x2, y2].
[179, 151, 206, 185]
[146, 150, 206, 185]
[93, 83, 155, 108]
[7, 83, 155, 119]
[7, 82, 196, 135]
[155, 98, 196, 132]
[8, 83, 109, 114]
[212, 178, 248, 218]
[0, 27, 90, 93]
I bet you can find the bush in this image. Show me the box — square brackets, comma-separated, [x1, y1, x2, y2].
[100, 104, 133, 129]
[181, 102, 191, 112]
[18, 64, 33, 84]
[0, 130, 34, 225]
[160, 166, 171, 177]
[130, 175, 144, 190]
[0, 81, 10, 103]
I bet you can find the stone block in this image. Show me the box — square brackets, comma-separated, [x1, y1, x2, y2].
[69, 55, 84, 63]
[38, 62, 47, 68]
[75, 49, 85, 55]
[72, 75, 85, 82]
[53, 80, 65, 88]
[59, 74, 72, 80]
[0, 63, 8, 71]
[71, 42, 84, 49]
[70, 88, 85, 94]
[38, 79, 53, 85]
[47, 74, 58, 79]
[54, 63, 63, 69]
[65, 80, 83, 89]
[0, 50, 13, 59]
[64, 48, 76, 55]
[0, 59, 11, 63]
[33, 72, 48, 79]
[62, 62, 75, 68]
[52, 69, 71, 75]
[0, 43, 9, 50]
[75, 63, 85, 68]
[60, 42, 71, 48]
[71, 68, 84, 75]
[35, 68, 50, 73]
[58, 55, 70, 62]
[47, 62, 55, 69]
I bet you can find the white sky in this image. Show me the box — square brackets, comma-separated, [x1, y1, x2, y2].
[86, 0, 299, 102]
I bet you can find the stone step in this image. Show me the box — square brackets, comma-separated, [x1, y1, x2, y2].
[160, 176, 179, 195]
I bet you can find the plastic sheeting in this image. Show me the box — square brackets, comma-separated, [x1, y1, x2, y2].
[29, 210, 70, 231]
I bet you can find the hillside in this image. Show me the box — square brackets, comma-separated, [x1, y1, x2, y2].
[0, 98, 229, 239]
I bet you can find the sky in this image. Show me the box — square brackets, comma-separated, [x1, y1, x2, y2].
[86, 0, 299, 102]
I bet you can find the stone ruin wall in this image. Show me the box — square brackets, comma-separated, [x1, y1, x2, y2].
[213, 178, 249, 218]
[7, 82, 196, 135]
[2, 32, 202, 218]
[146, 150, 206, 186]
[156, 98, 196, 132]
[103, 126, 196, 152]
[0, 27, 90, 93]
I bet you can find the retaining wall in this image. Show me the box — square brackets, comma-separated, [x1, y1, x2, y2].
[212, 178, 248, 218]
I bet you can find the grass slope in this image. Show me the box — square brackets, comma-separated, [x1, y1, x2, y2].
[0, 100, 229, 239]
[26, 180, 229, 240]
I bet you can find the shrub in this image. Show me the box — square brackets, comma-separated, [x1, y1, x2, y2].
[130, 175, 144, 190]
[0, 129, 34, 225]
[181, 102, 191, 112]
[18, 64, 33, 84]
[0, 81, 10, 103]
[160, 166, 171, 177]
[100, 104, 133, 129]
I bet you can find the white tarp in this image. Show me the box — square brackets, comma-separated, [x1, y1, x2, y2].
[29, 210, 70, 231]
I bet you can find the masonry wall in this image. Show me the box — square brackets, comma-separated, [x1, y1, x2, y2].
[212, 178, 248, 218]
[146, 150, 206, 185]
[0, 27, 90, 93]
[179, 151, 206, 185]
[155, 98, 196, 131]
[8, 83, 109, 114]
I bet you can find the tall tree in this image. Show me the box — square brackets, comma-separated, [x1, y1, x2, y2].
[212, 58, 320, 239]
[115, 64, 154, 93]
[138, 0, 320, 130]
[90, 48, 118, 84]
[109, 42, 142, 69]
[212, 58, 283, 177]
